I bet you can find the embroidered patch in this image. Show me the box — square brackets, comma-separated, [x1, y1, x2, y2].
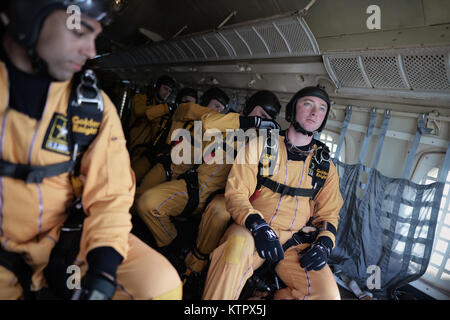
[42, 113, 70, 155]
[71, 115, 101, 137]
[315, 168, 328, 180]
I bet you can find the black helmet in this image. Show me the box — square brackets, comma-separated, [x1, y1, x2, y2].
[176, 87, 198, 104]
[155, 75, 177, 91]
[199, 87, 229, 110]
[243, 90, 281, 120]
[285, 85, 331, 136]
[7, 0, 116, 49]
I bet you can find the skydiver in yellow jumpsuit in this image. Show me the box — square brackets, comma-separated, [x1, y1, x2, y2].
[131, 87, 198, 185]
[136, 88, 235, 256]
[202, 86, 343, 300]
[128, 75, 177, 181]
[0, 0, 181, 300]
[134, 87, 229, 198]
[182, 90, 282, 292]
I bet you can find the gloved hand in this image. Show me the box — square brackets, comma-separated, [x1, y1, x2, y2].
[72, 272, 117, 300]
[298, 236, 332, 271]
[71, 247, 122, 300]
[240, 116, 281, 131]
[245, 214, 284, 262]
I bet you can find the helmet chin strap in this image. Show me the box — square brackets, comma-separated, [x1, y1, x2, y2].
[293, 121, 315, 137]
[27, 47, 51, 78]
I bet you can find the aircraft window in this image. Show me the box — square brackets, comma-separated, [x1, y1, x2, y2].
[319, 131, 344, 162]
[414, 168, 450, 298]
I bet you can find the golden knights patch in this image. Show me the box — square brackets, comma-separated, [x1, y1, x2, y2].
[42, 113, 70, 155]
[72, 115, 101, 136]
[308, 162, 328, 180]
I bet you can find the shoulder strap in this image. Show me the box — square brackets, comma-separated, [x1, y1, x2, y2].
[255, 130, 279, 189]
[68, 69, 104, 159]
[67, 70, 104, 196]
[308, 139, 330, 199]
[254, 138, 331, 200]
[0, 70, 103, 184]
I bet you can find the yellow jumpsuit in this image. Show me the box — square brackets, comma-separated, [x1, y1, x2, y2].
[135, 102, 217, 197]
[136, 105, 232, 248]
[131, 102, 174, 185]
[0, 62, 181, 300]
[202, 134, 343, 300]
[128, 94, 172, 183]
[184, 112, 242, 272]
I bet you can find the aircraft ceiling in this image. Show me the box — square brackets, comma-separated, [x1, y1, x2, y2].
[95, 0, 450, 114]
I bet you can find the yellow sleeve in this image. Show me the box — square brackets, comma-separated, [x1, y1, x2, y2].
[202, 112, 240, 132]
[79, 91, 135, 259]
[131, 93, 150, 118]
[173, 102, 218, 122]
[224, 137, 264, 226]
[311, 161, 343, 248]
[145, 103, 169, 121]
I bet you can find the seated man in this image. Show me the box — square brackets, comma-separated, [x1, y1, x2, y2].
[183, 90, 282, 287]
[0, 0, 181, 300]
[128, 75, 177, 178]
[135, 88, 233, 258]
[131, 87, 198, 185]
[202, 86, 343, 300]
[135, 87, 229, 197]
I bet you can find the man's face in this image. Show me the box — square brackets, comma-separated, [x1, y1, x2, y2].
[35, 10, 102, 81]
[247, 105, 273, 120]
[157, 84, 173, 102]
[294, 96, 328, 132]
[207, 98, 225, 113]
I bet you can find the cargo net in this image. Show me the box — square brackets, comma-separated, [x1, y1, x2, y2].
[329, 160, 444, 299]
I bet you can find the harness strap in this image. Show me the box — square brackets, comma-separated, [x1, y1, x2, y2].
[178, 165, 200, 217]
[254, 139, 330, 200]
[0, 159, 75, 184]
[192, 245, 208, 261]
[0, 70, 103, 184]
[0, 246, 33, 300]
[158, 153, 173, 181]
[282, 227, 318, 252]
[43, 198, 85, 299]
[258, 176, 315, 198]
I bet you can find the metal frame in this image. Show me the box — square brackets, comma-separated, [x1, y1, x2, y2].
[94, 12, 320, 68]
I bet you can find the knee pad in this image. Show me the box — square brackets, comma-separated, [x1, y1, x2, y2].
[220, 234, 247, 265]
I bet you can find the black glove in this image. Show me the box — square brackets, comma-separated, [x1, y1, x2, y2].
[245, 214, 284, 262]
[71, 247, 122, 300]
[72, 272, 117, 300]
[298, 236, 333, 271]
[240, 116, 281, 131]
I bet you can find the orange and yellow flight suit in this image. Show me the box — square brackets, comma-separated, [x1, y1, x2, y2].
[202, 133, 343, 300]
[0, 62, 182, 300]
[135, 102, 218, 197]
[136, 105, 232, 248]
[128, 93, 172, 183]
[130, 101, 175, 185]
[184, 112, 242, 272]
